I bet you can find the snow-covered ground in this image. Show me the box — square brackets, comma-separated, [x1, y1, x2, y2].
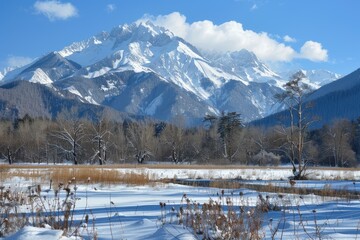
[1, 167, 360, 239]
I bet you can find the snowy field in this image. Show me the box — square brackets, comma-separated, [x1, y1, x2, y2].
[1, 166, 360, 239]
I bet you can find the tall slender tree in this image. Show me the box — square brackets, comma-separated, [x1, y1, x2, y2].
[275, 71, 314, 179]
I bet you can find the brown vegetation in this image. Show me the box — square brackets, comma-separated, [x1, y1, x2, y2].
[0, 165, 152, 186]
[0, 112, 359, 168]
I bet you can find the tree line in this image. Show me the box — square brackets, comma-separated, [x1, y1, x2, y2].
[1, 109, 360, 169]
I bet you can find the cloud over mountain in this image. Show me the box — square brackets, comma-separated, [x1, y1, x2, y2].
[140, 12, 328, 63]
[6, 56, 33, 68]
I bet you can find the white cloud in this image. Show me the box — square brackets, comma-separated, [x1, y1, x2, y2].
[140, 12, 329, 63]
[107, 4, 116, 12]
[6, 56, 33, 68]
[300, 41, 328, 62]
[250, 4, 258, 11]
[34, 0, 78, 21]
[283, 35, 296, 43]
[142, 12, 295, 62]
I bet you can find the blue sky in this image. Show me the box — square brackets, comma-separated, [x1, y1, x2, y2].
[0, 0, 359, 75]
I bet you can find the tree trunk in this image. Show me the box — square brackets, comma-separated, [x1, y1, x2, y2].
[7, 147, 12, 165]
[223, 141, 228, 160]
[73, 140, 78, 165]
[98, 138, 103, 165]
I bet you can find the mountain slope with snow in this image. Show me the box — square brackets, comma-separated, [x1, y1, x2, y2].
[0, 80, 129, 121]
[59, 22, 243, 101]
[280, 69, 341, 89]
[0, 21, 343, 125]
[207, 50, 284, 87]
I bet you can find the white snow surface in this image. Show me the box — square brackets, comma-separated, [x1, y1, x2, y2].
[5, 226, 64, 240]
[24, 68, 53, 85]
[2, 166, 360, 239]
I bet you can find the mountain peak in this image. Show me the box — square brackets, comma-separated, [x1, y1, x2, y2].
[136, 20, 166, 36]
[206, 49, 280, 84]
[230, 49, 259, 65]
[108, 21, 174, 44]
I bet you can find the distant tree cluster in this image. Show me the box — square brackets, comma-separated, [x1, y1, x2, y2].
[0, 109, 359, 169]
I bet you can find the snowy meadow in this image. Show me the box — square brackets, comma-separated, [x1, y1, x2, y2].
[1, 165, 360, 239]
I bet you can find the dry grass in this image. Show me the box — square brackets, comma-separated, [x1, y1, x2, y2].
[209, 180, 243, 189]
[0, 166, 151, 186]
[192, 180, 360, 200]
[169, 192, 266, 239]
[51, 168, 151, 186]
[1, 163, 359, 171]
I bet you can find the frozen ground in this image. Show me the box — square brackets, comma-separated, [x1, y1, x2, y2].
[1, 167, 360, 239]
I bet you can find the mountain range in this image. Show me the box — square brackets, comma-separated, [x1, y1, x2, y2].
[0, 21, 349, 126]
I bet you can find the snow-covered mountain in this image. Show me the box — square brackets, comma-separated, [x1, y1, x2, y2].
[58, 22, 244, 100]
[0, 67, 14, 81]
[281, 69, 341, 89]
[2, 52, 81, 86]
[0, 21, 342, 125]
[206, 50, 284, 87]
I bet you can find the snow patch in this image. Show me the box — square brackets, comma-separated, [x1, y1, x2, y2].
[145, 93, 163, 115]
[84, 96, 99, 105]
[65, 85, 83, 98]
[84, 67, 111, 78]
[177, 41, 203, 59]
[25, 68, 53, 85]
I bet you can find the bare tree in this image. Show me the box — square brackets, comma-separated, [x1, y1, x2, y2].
[240, 127, 281, 165]
[160, 122, 185, 163]
[89, 117, 112, 165]
[17, 116, 49, 163]
[322, 119, 356, 167]
[50, 109, 85, 165]
[275, 71, 315, 179]
[123, 120, 155, 163]
[110, 122, 129, 163]
[0, 120, 24, 165]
